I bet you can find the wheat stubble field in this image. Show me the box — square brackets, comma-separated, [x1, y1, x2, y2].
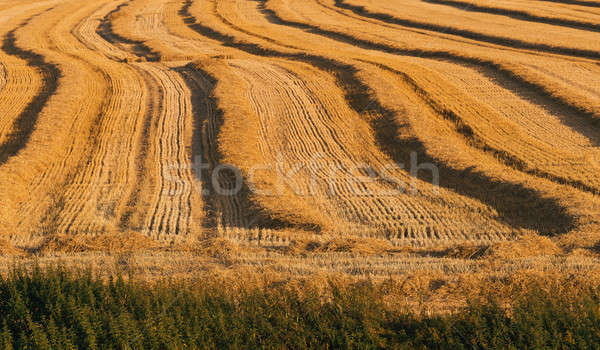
[0, 0, 600, 312]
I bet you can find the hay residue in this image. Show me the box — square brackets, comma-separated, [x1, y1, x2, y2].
[484, 235, 562, 259]
[0, 239, 25, 256]
[284, 237, 394, 255]
[34, 232, 161, 255]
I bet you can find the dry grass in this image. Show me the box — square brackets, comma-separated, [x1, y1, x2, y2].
[0, 0, 598, 309]
[1, 241, 600, 314]
[31, 232, 162, 255]
[282, 236, 395, 255]
[483, 235, 563, 259]
[0, 238, 25, 256]
[340, 0, 600, 53]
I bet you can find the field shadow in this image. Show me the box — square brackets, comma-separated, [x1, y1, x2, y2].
[95, 3, 161, 62]
[176, 64, 319, 232]
[0, 18, 61, 166]
[178, 0, 576, 235]
[422, 0, 600, 32]
[331, 0, 600, 59]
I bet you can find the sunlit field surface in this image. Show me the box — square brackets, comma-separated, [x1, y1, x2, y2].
[1, 1, 600, 340]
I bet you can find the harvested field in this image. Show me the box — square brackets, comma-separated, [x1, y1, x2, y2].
[0, 0, 599, 296]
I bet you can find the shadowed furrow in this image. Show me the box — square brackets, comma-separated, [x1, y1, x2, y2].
[2, 0, 598, 251]
[82, 1, 203, 237]
[265, 0, 600, 121]
[95, 2, 161, 62]
[422, 0, 600, 33]
[313, 0, 600, 120]
[179, 0, 576, 236]
[539, 0, 600, 7]
[0, 2, 54, 161]
[34, 1, 147, 235]
[257, 0, 600, 196]
[176, 64, 290, 233]
[105, 0, 287, 235]
[225, 58, 503, 238]
[0, 17, 60, 165]
[0, 1, 115, 238]
[109, 0, 339, 235]
[332, 0, 600, 59]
